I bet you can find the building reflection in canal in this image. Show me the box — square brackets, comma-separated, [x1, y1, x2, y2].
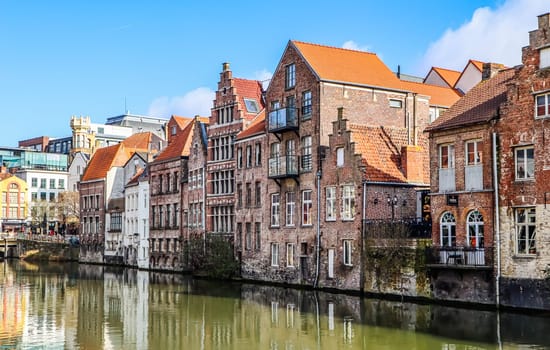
[1, 260, 549, 349]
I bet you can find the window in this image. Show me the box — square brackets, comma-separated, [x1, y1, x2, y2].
[287, 243, 295, 267]
[540, 47, 550, 69]
[58, 179, 65, 189]
[467, 210, 484, 248]
[535, 93, 550, 118]
[237, 183, 242, 208]
[302, 91, 312, 118]
[245, 223, 252, 250]
[440, 212, 456, 247]
[302, 190, 312, 226]
[244, 98, 259, 113]
[341, 185, 355, 220]
[255, 182, 261, 207]
[285, 63, 295, 89]
[389, 99, 403, 108]
[466, 140, 483, 165]
[255, 143, 261, 166]
[236, 223, 242, 250]
[286, 192, 295, 227]
[245, 183, 252, 208]
[40, 179, 46, 189]
[336, 147, 344, 167]
[271, 243, 279, 266]
[271, 193, 280, 227]
[429, 107, 440, 123]
[246, 145, 252, 168]
[343, 240, 353, 266]
[237, 147, 243, 168]
[254, 222, 261, 251]
[31, 192, 37, 201]
[515, 146, 534, 180]
[301, 136, 312, 172]
[31, 178, 37, 187]
[49, 193, 55, 202]
[326, 187, 336, 221]
[110, 212, 122, 231]
[171, 125, 177, 135]
[516, 207, 536, 255]
[439, 144, 455, 169]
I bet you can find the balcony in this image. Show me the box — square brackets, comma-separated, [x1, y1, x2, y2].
[426, 246, 493, 269]
[268, 107, 298, 133]
[268, 155, 299, 179]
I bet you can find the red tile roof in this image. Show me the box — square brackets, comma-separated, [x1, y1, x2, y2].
[470, 60, 485, 71]
[172, 115, 193, 129]
[121, 132, 155, 151]
[292, 40, 459, 107]
[428, 67, 461, 87]
[153, 117, 206, 162]
[126, 167, 145, 186]
[233, 78, 265, 121]
[236, 110, 266, 140]
[425, 68, 515, 132]
[350, 124, 410, 183]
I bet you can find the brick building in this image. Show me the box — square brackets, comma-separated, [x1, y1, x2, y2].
[259, 41, 458, 289]
[205, 63, 264, 237]
[149, 116, 206, 271]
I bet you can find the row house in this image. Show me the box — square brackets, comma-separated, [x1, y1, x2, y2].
[424, 59, 489, 97]
[79, 132, 162, 264]
[0, 170, 28, 233]
[256, 40, 458, 289]
[205, 63, 265, 237]
[426, 13, 550, 310]
[149, 116, 207, 271]
[123, 165, 149, 269]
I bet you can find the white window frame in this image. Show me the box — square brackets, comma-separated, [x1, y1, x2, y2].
[286, 243, 295, 267]
[467, 210, 484, 248]
[515, 146, 534, 180]
[301, 136, 312, 172]
[465, 140, 483, 165]
[515, 207, 536, 255]
[286, 192, 295, 227]
[271, 243, 279, 266]
[285, 63, 296, 89]
[325, 186, 336, 221]
[440, 212, 456, 247]
[535, 92, 550, 118]
[439, 144, 455, 169]
[343, 240, 353, 266]
[341, 185, 355, 221]
[540, 47, 550, 69]
[271, 193, 280, 227]
[302, 190, 312, 226]
[336, 147, 344, 167]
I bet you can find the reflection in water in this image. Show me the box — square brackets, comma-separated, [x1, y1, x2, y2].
[0, 260, 549, 349]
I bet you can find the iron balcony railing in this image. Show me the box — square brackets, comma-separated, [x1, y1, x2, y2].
[268, 107, 298, 132]
[425, 246, 493, 267]
[268, 155, 299, 178]
[362, 218, 432, 239]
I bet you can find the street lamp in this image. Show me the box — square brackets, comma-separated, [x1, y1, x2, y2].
[387, 195, 398, 220]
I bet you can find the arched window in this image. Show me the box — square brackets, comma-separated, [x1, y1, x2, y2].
[440, 212, 456, 246]
[467, 210, 484, 248]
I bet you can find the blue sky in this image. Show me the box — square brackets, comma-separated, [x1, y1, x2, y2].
[0, 0, 547, 146]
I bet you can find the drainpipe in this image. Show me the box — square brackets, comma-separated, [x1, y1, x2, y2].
[493, 132, 501, 308]
[314, 170, 322, 288]
[360, 179, 367, 293]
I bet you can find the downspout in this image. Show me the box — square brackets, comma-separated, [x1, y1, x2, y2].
[493, 132, 501, 308]
[360, 179, 367, 294]
[202, 166, 206, 254]
[314, 169, 322, 288]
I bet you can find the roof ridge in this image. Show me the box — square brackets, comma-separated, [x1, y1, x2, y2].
[292, 40, 377, 56]
[233, 77, 263, 84]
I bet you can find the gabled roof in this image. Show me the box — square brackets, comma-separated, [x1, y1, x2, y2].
[425, 68, 515, 132]
[121, 132, 155, 151]
[470, 60, 485, 71]
[350, 124, 410, 183]
[236, 110, 266, 140]
[291, 40, 459, 107]
[425, 67, 461, 87]
[153, 117, 207, 162]
[172, 115, 193, 129]
[292, 41, 402, 89]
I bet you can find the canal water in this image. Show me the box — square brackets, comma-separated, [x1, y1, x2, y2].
[1, 260, 549, 350]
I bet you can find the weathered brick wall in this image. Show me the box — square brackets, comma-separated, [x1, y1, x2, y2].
[19, 239, 79, 261]
[430, 269, 495, 304]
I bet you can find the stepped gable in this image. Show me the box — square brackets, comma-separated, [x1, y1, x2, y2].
[425, 67, 515, 132]
[233, 78, 265, 122]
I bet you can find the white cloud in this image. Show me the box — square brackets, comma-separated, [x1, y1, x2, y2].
[252, 69, 273, 90]
[417, 0, 549, 74]
[342, 40, 371, 52]
[147, 87, 214, 118]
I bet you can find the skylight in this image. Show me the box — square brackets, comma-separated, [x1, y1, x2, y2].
[244, 98, 259, 113]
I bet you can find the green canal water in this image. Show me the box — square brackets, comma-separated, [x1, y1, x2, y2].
[1, 260, 549, 349]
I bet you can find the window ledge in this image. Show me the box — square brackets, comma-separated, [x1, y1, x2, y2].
[513, 254, 537, 259]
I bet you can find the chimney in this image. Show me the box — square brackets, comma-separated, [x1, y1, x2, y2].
[401, 145, 424, 183]
[482, 62, 505, 80]
[222, 62, 230, 72]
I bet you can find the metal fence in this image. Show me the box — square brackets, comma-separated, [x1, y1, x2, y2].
[363, 218, 431, 239]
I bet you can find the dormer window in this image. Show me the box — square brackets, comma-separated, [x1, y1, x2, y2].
[244, 98, 259, 113]
[540, 47, 550, 69]
[285, 64, 296, 89]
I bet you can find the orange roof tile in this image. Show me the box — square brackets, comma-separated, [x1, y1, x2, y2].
[430, 67, 461, 87]
[81, 144, 124, 181]
[233, 78, 265, 121]
[470, 60, 485, 71]
[399, 80, 461, 107]
[153, 117, 205, 162]
[127, 167, 145, 186]
[293, 41, 402, 89]
[172, 115, 193, 129]
[121, 132, 154, 151]
[426, 68, 515, 132]
[350, 124, 410, 183]
[236, 110, 266, 140]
